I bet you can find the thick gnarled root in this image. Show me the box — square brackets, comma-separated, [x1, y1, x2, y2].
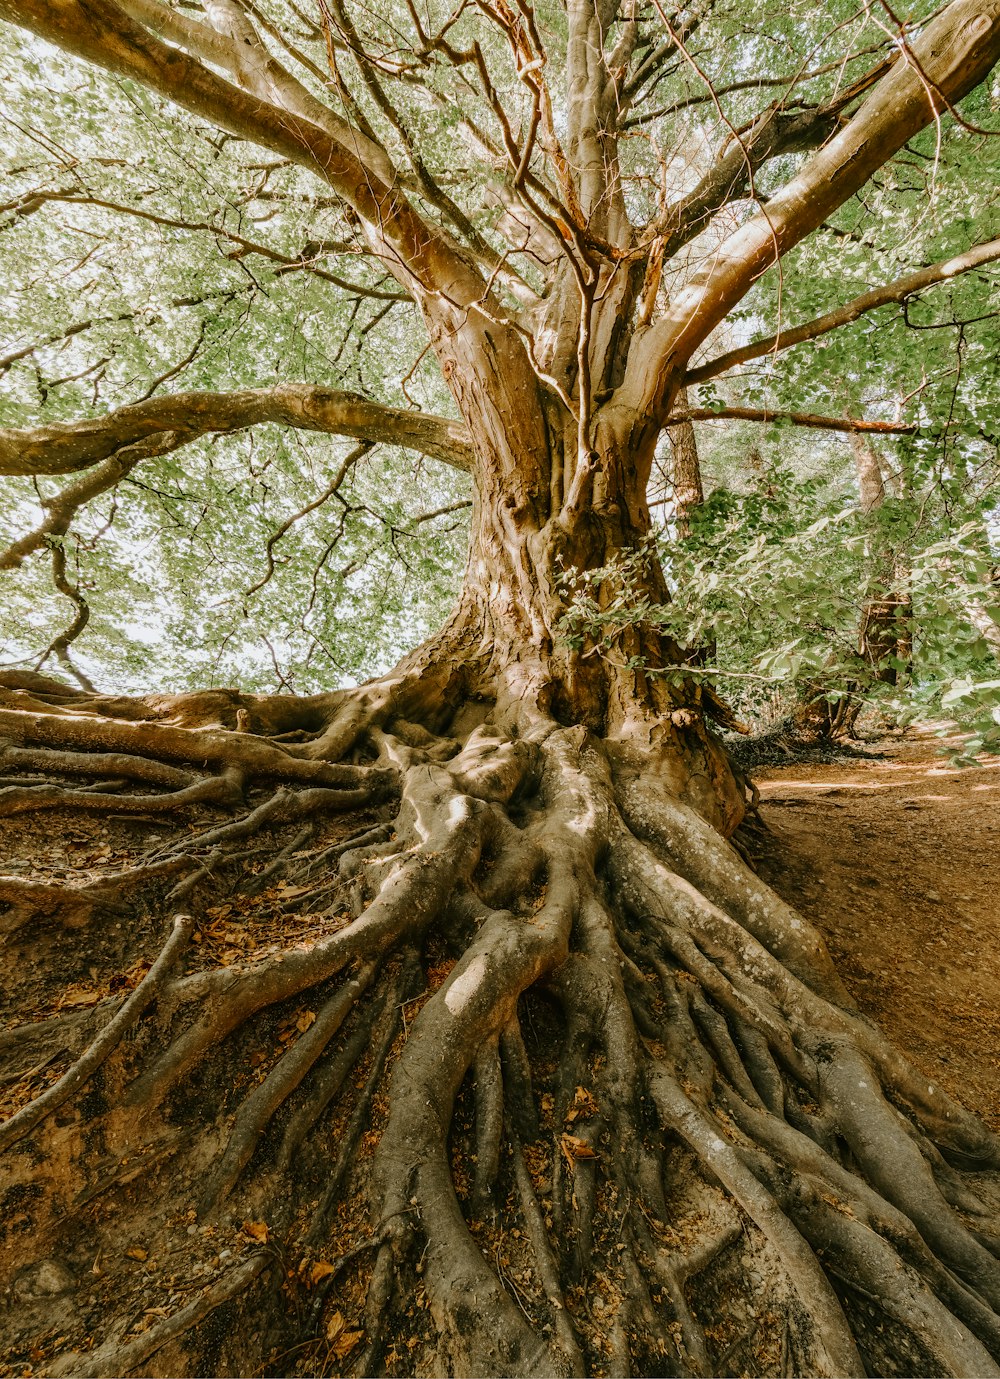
[0, 682, 998, 1379]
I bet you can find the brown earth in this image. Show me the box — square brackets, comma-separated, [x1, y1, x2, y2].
[751, 725, 1000, 1131]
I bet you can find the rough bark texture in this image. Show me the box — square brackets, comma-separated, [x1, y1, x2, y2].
[665, 391, 705, 544]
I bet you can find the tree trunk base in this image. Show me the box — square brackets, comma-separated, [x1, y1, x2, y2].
[1, 667, 998, 1379]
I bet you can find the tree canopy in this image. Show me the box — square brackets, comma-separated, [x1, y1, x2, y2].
[1, 0, 998, 715]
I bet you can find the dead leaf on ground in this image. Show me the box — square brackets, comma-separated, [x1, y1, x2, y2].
[565, 1085, 599, 1123]
[325, 1312, 364, 1357]
[58, 985, 103, 1009]
[124, 1246, 148, 1262]
[334, 1329, 364, 1358]
[560, 1133, 598, 1167]
[242, 1220, 269, 1242]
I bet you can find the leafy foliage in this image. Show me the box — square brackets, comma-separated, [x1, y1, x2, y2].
[562, 422, 1000, 751]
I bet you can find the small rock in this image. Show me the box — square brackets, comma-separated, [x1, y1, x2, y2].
[926, 891, 941, 903]
[14, 1259, 75, 1299]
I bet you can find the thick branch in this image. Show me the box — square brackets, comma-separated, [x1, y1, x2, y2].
[1, 432, 183, 570]
[688, 235, 1000, 384]
[115, 0, 400, 189]
[0, 384, 473, 479]
[0, 0, 486, 308]
[654, 96, 872, 259]
[613, 0, 1000, 429]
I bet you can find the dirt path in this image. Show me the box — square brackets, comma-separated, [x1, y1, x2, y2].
[752, 725, 1000, 1129]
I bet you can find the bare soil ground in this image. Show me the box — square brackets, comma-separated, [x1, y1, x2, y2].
[751, 724, 1000, 1130]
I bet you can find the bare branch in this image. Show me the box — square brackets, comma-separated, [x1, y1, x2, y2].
[243, 440, 372, 597]
[21, 189, 409, 301]
[1, 431, 184, 570]
[36, 543, 98, 690]
[0, 311, 134, 374]
[623, 44, 893, 127]
[686, 235, 1000, 384]
[666, 406, 917, 434]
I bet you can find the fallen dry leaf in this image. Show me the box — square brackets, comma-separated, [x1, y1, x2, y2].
[242, 1220, 269, 1243]
[325, 1313, 363, 1357]
[560, 1133, 598, 1167]
[333, 1329, 364, 1359]
[310, 1260, 337, 1285]
[565, 1085, 600, 1123]
[125, 1246, 148, 1262]
[58, 985, 103, 1010]
[296, 1010, 317, 1033]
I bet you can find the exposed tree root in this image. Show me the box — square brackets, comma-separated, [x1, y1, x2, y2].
[0, 913, 194, 1155]
[1, 671, 999, 1379]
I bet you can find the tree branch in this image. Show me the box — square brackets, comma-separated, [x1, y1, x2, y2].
[0, 0, 486, 308]
[0, 384, 473, 480]
[1, 432, 184, 570]
[687, 236, 1000, 384]
[116, 0, 399, 188]
[652, 69, 892, 260]
[666, 407, 916, 434]
[612, 0, 1000, 432]
[23, 189, 409, 301]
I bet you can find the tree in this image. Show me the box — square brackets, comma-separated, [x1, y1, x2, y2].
[2, 2, 1000, 1375]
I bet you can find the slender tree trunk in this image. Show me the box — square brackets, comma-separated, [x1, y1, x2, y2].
[664, 395, 719, 671]
[854, 433, 910, 694]
[666, 390, 705, 541]
[798, 433, 913, 740]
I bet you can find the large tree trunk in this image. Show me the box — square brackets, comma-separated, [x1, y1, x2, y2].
[3, 420, 1000, 1379]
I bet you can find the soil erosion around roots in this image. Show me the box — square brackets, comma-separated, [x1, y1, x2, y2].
[2, 680, 1000, 1379]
